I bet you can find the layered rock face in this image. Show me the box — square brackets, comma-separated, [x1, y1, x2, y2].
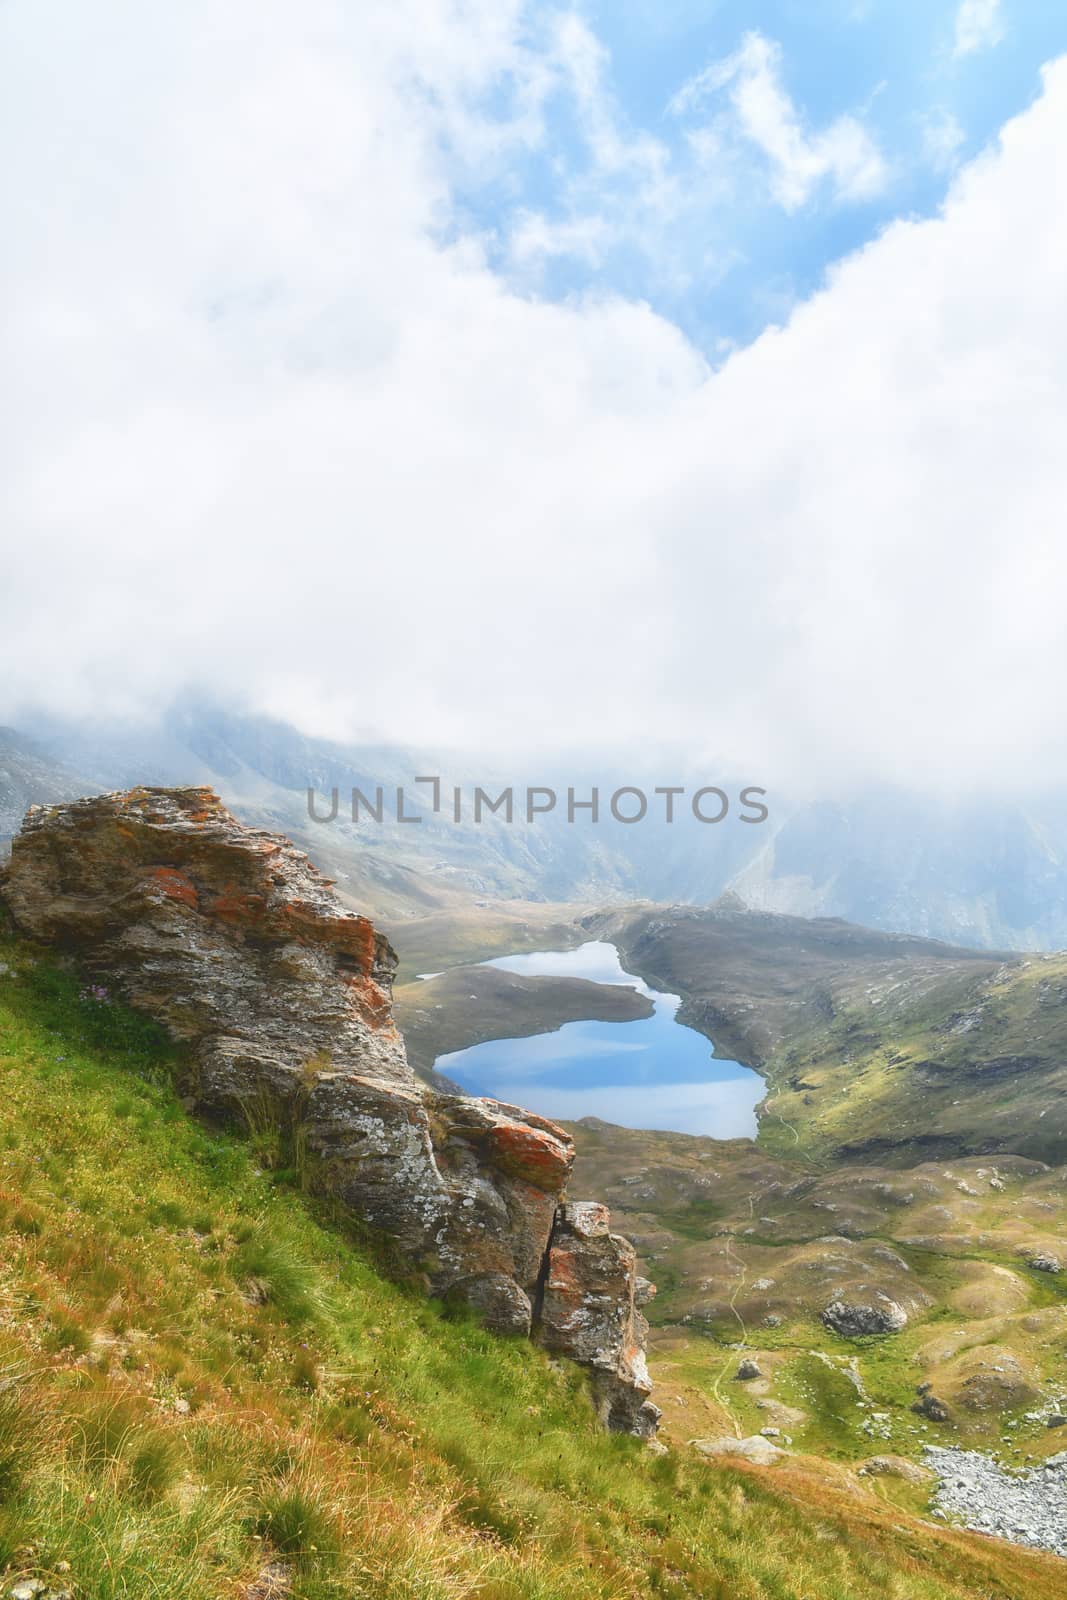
[1, 788, 658, 1435]
[538, 1202, 657, 1434]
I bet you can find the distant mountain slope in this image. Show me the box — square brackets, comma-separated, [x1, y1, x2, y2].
[0, 726, 91, 844]
[8, 700, 1067, 950]
[588, 900, 1010, 1069]
[727, 794, 1067, 952]
[591, 901, 1067, 1166]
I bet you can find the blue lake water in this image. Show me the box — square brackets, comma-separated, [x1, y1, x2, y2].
[433, 941, 764, 1138]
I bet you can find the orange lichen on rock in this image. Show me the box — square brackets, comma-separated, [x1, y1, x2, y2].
[207, 884, 268, 926]
[489, 1117, 572, 1190]
[347, 973, 395, 1029]
[144, 866, 199, 908]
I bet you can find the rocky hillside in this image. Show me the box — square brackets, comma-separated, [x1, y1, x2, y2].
[2, 933, 1059, 1598]
[0, 788, 657, 1436]
[570, 1122, 1067, 1475]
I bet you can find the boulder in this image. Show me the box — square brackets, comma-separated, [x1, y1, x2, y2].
[1, 789, 656, 1429]
[536, 1201, 661, 1437]
[690, 1435, 785, 1466]
[912, 1392, 951, 1422]
[822, 1296, 908, 1336]
[736, 1358, 763, 1380]
[858, 1455, 933, 1485]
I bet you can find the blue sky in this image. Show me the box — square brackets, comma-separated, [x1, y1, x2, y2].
[446, 0, 1067, 351]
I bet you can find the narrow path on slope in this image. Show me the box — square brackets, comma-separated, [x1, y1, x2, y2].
[709, 1196, 754, 1438]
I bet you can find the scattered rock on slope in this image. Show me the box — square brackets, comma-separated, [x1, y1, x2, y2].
[925, 1445, 1067, 1558]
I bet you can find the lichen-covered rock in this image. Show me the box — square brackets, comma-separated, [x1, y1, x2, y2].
[821, 1296, 908, 1336]
[1, 788, 656, 1430]
[537, 1202, 662, 1436]
[2, 786, 410, 1086]
[302, 1073, 573, 1331]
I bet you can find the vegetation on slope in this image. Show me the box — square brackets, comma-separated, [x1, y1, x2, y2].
[571, 1122, 1067, 1476]
[757, 951, 1067, 1165]
[395, 966, 651, 1082]
[588, 904, 1067, 1166]
[0, 931, 1063, 1598]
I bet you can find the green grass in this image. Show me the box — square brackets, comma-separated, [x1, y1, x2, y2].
[0, 931, 1064, 1599]
[753, 956, 1067, 1167]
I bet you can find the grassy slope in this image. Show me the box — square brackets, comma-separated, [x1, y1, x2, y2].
[0, 938, 1062, 1598]
[756, 952, 1067, 1165]
[395, 968, 652, 1081]
[591, 905, 1067, 1165]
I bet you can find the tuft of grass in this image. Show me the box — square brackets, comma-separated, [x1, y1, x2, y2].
[255, 1479, 340, 1566]
[0, 1382, 48, 1504]
[71, 1391, 184, 1501]
[231, 1232, 327, 1325]
[42, 1308, 92, 1356]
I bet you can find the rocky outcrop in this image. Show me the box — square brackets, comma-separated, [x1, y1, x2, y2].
[1028, 1252, 1062, 1273]
[0, 788, 656, 1432]
[537, 1202, 659, 1437]
[821, 1296, 907, 1336]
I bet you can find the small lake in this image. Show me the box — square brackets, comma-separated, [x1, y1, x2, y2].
[433, 941, 764, 1138]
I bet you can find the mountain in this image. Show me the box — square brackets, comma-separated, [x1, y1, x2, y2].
[8, 699, 1067, 950]
[590, 900, 1067, 1165]
[5, 793, 1067, 1585]
[0, 726, 92, 844]
[729, 793, 1067, 952]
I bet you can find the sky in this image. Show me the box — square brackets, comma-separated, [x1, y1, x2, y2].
[3, 0, 1067, 793]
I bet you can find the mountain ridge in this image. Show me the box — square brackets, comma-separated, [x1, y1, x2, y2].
[8, 702, 1067, 950]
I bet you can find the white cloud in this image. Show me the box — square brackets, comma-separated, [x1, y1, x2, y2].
[2, 4, 1067, 796]
[921, 107, 966, 171]
[501, 13, 680, 279]
[954, 0, 1006, 58]
[671, 32, 888, 211]
[508, 210, 610, 267]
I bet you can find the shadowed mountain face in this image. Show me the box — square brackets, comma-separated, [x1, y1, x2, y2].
[730, 794, 1067, 951]
[0, 727, 93, 844]
[585, 902, 1011, 1070]
[8, 700, 1067, 950]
